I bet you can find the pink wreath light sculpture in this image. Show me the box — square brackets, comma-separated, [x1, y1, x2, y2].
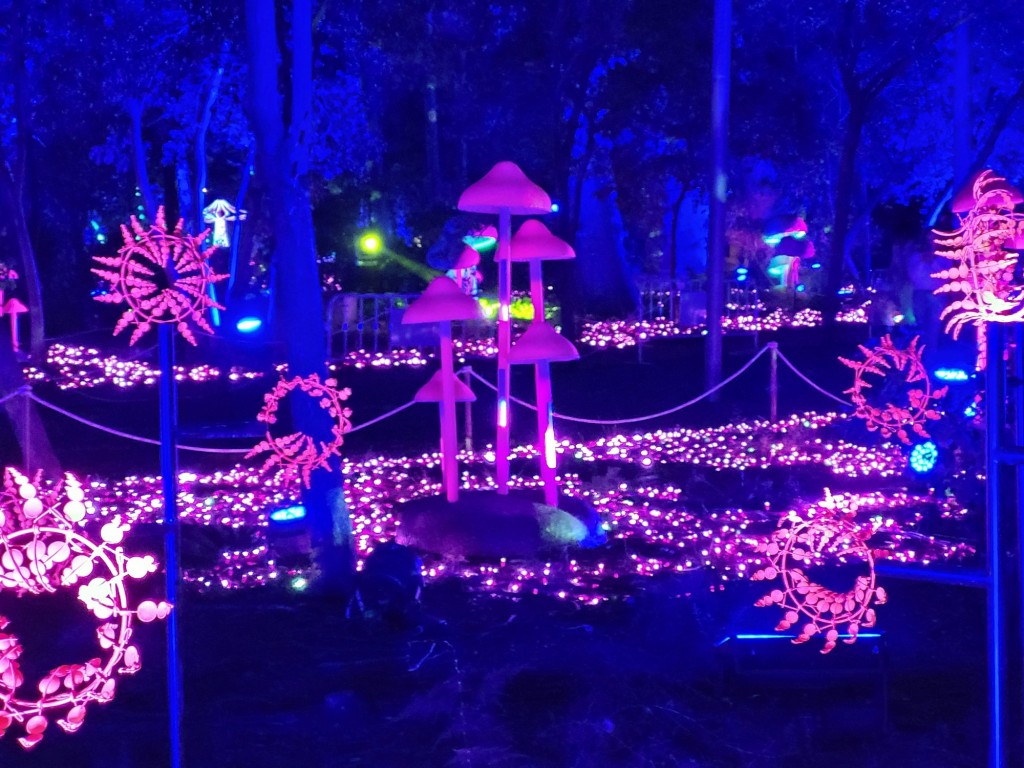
[840, 335, 947, 444]
[92, 206, 227, 346]
[932, 170, 1024, 336]
[0, 468, 170, 749]
[247, 374, 353, 488]
[753, 491, 887, 654]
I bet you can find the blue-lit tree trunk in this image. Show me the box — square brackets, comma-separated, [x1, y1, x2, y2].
[246, 0, 354, 593]
[706, 0, 731, 391]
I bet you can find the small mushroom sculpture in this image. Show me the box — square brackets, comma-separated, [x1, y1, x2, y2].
[771, 236, 814, 290]
[452, 246, 481, 295]
[4, 297, 28, 353]
[458, 162, 551, 494]
[202, 199, 247, 249]
[403, 276, 484, 502]
[509, 321, 578, 506]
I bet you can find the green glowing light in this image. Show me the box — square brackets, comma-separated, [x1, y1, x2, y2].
[289, 575, 310, 592]
[463, 234, 497, 252]
[359, 232, 383, 254]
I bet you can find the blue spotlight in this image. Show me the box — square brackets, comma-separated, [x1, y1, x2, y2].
[909, 441, 938, 474]
[934, 367, 969, 383]
[236, 316, 263, 334]
[269, 505, 306, 523]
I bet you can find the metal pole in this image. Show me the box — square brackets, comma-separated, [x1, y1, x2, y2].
[706, 0, 732, 394]
[159, 324, 183, 768]
[768, 341, 778, 423]
[462, 368, 474, 454]
[496, 208, 512, 493]
[985, 321, 1005, 768]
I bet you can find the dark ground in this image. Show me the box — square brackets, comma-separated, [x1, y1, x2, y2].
[0, 324, 996, 767]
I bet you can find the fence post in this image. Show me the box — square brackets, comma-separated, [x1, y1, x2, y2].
[462, 367, 474, 454]
[768, 341, 778, 422]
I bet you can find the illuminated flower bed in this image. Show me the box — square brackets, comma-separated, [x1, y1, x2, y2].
[65, 410, 973, 604]
[579, 303, 870, 350]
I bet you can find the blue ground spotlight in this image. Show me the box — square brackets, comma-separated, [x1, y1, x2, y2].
[908, 441, 939, 474]
[934, 367, 969, 383]
[268, 504, 311, 562]
[236, 316, 263, 334]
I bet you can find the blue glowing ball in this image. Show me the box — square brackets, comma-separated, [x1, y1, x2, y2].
[909, 441, 938, 474]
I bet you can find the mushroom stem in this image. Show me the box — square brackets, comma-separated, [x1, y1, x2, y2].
[528, 259, 544, 322]
[496, 207, 512, 494]
[534, 358, 558, 506]
[439, 320, 459, 502]
[10, 311, 20, 353]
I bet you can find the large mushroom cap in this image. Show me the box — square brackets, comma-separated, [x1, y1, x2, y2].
[453, 246, 481, 270]
[414, 369, 477, 403]
[952, 171, 1024, 213]
[3, 298, 28, 314]
[776, 236, 814, 258]
[505, 219, 575, 262]
[403, 276, 484, 324]
[458, 162, 552, 215]
[509, 321, 579, 364]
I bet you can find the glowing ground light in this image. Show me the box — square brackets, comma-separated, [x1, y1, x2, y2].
[358, 232, 383, 255]
[753, 491, 887, 654]
[909, 441, 939, 474]
[934, 368, 969, 383]
[0, 469, 169, 749]
[289, 576, 309, 592]
[247, 374, 354, 488]
[91, 207, 227, 346]
[269, 505, 306, 523]
[235, 317, 263, 334]
[840, 335, 947, 444]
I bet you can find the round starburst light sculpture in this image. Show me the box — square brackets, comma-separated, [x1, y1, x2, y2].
[840, 335, 947, 444]
[247, 374, 353, 488]
[91, 206, 227, 345]
[0, 469, 170, 749]
[753, 491, 887, 654]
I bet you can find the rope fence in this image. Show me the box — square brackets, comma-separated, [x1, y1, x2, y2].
[1, 344, 853, 456]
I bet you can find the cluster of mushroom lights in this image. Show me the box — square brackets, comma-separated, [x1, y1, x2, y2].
[404, 162, 579, 506]
[765, 215, 813, 290]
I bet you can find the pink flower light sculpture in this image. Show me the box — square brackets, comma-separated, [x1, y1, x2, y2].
[91, 207, 227, 346]
[753, 491, 887, 654]
[0, 468, 169, 748]
[933, 170, 1024, 337]
[247, 374, 353, 488]
[840, 335, 947, 444]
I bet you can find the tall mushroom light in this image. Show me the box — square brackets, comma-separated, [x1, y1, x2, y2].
[509, 321, 578, 506]
[508, 219, 577, 506]
[457, 162, 551, 493]
[403, 276, 483, 502]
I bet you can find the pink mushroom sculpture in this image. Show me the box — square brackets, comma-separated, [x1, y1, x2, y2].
[771, 236, 814, 289]
[509, 321, 578, 506]
[951, 171, 1023, 216]
[3, 297, 28, 353]
[452, 246, 481, 295]
[458, 162, 551, 494]
[403, 276, 484, 502]
[507, 220, 577, 505]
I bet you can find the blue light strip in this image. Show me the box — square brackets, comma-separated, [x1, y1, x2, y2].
[715, 633, 882, 647]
